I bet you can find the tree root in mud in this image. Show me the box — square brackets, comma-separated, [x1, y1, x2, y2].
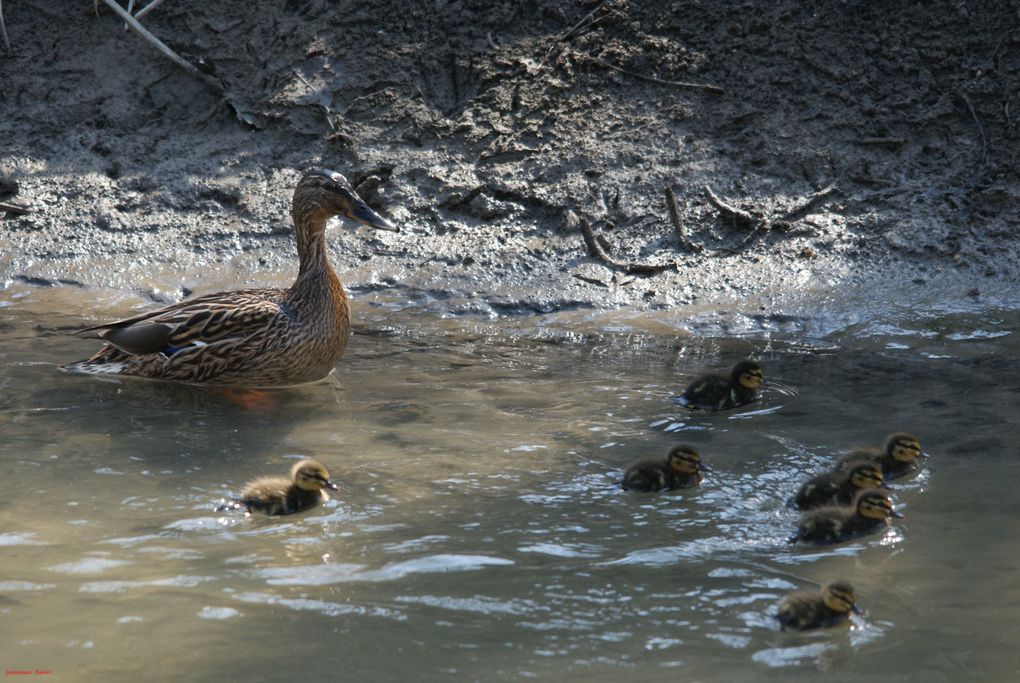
[578, 217, 676, 276]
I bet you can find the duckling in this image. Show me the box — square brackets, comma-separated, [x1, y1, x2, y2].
[788, 489, 901, 546]
[622, 444, 705, 492]
[218, 459, 339, 516]
[775, 580, 862, 631]
[790, 461, 886, 510]
[836, 432, 925, 480]
[669, 360, 764, 411]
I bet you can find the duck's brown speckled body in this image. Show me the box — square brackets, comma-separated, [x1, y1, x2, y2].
[62, 169, 397, 387]
[219, 459, 339, 516]
[776, 580, 861, 631]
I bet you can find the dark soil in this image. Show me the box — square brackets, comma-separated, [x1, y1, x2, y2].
[2, 1, 1018, 326]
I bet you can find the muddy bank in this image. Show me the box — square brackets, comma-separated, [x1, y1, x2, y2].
[1, 1, 1018, 329]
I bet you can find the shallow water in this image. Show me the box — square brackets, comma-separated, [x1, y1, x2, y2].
[2, 289, 1019, 682]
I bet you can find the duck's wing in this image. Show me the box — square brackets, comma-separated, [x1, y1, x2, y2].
[74, 289, 286, 355]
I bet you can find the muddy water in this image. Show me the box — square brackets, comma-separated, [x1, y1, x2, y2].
[1, 289, 1018, 682]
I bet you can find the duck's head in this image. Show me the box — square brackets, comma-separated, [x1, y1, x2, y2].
[854, 489, 900, 520]
[885, 432, 923, 463]
[291, 459, 340, 492]
[821, 580, 862, 615]
[667, 444, 703, 474]
[731, 361, 764, 390]
[294, 169, 399, 233]
[846, 461, 885, 491]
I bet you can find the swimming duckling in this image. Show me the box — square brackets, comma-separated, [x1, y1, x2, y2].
[788, 489, 901, 546]
[669, 360, 764, 411]
[790, 461, 886, 510]
[622, 444, 705, 492]
[836, 432, 925, 480]
[775, 580, 862, 631]
[218, 459, 339, 516]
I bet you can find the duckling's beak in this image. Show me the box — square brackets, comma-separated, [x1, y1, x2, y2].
[850, 604, 864, 616]
[918, 451, 931, 460]
[890, 509, 904, 519]
[350, 200, 399, 232]
[698, 463, 713, 473]
[324, 479, 340, 492]
[880, 482, 893, 490]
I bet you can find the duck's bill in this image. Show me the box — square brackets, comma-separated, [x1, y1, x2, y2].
[698, 463, 713, 472]
[890, 509, 904, 519]
[918, 451, 932, 460]
[325, 480, 341, 492]
[880, 482, 894, 490]
[352, 201, 399, 232]
[850, 605, 864, 616]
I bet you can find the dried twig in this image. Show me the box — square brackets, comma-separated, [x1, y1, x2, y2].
[854, 137, 906, 147]
[134, 0, 165, 20]
[665, 186, 702, 253]
[99, 0, 225, 96]
[559, 1, 607, 42]
[703, 185, 757, 230]
[0, 201, 31, 215]
[850, 174, 895, 187]
[596, 59, 725, 95]
[579, 217, 675, 275]
[955, 90, 987, 164]
[782, 183, 837, 221]
[0, 0, 10, 53]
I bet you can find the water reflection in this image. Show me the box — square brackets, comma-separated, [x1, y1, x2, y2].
[1, 292, 1019, 678]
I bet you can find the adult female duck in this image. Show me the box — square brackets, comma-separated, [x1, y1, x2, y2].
[62, 169, 397, 386]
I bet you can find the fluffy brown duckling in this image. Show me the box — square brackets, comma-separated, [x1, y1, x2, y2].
[622, 444, 706, 492]
[775, 580, 862, 631]
[836, 432, 925, 480]
[669, 361, 765, 411]
[218, 459, 339, 516]
[788, 489, 901, 546]
[790, 461, 886, 510]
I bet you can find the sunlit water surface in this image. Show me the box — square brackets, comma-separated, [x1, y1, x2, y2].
[1, 289, 1019, 682]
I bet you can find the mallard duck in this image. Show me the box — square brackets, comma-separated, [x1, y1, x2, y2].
[790, 461, 886, 510]
[775, 580, 862, 631]
[836, 432, 925, 480]
[61, 169, 398, 387]
[622, 444, 705, 492]
[218, 459, 339, 516]
[669, 360, 764, 410]
[788, 489, 901, 545]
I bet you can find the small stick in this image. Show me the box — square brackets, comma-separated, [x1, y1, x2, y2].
[703, 185, 756, 230]
[854, 137, 906, 146]
[782, 183, 837, 221]
[559, 1, 605, 42]
[579, 217, 675, 275]
[849, 174, 895, 187]
[0, 201, 31, 215]
[134, 0, 165, 20]
[955, 90, 987, 164]
[124, 0, 134, 29]
[597, 59, 725, 95]
[665, 186, 703, 253]
[98, 0, 224, 96]
[0, 0, 10, 52]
